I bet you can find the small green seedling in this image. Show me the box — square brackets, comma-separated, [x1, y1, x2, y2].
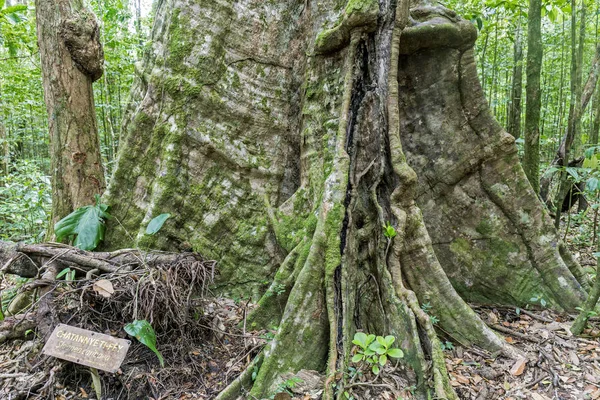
[351, 332, 403, 375]
[383, 221, 397, 239]
[124, 320, 164, 367]
[440, 341, 454, 351]
[529, 294, 547, 308]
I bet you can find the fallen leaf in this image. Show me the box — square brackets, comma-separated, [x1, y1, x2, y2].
[93, 279, 114, 298]
[510, 358, 527, 376]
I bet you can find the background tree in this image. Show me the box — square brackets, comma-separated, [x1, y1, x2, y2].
[508, 18, 524, 139]
[35, 0, 106, 227]
[525, 0, 543, 193]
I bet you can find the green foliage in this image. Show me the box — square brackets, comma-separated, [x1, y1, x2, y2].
[440, 340, 455, 351]
[56, 267, 76, 281]
[89, 367, 102, 400]
[383, 221, 396, 239]
[0, 160, 51, 241]
[0, 1, 29, 56]
[271, 377, 303, 398]
[55, 195, 111, 251]
[575, 306, 598, 318]
[145, 213, 171, 235]
[351, 332, 404, 375]
[529, 294, 547, 307]
[124, 319, 164, 367]
[421, 302, 440, 324]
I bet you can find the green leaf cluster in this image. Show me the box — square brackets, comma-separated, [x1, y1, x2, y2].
[351, 332, 403, 375]
[54, 195, 111, 251]
[382, 221, 396, 239]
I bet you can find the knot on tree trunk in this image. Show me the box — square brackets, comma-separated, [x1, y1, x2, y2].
[60, 12, 104, 82]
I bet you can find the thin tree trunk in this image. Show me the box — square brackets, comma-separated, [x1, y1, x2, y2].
[524, 0, 543, 193]
[35, 0, 107, 227]
[490, 13, 500, 113]
[480, 28, 490, 97]
[591, 82, 600, 145]
[507, 18, 523, 139]
[554, 1, 588, 225]
[0, 122, 7, 176]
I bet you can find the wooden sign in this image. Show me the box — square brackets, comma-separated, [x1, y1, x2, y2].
[42, 324, 130, 373]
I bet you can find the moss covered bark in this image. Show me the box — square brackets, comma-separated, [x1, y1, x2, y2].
[104, 0, 589, 398]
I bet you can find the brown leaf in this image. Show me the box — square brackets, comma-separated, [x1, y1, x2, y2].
[92, 279, 114, 298]
[509, 358, 527, 376]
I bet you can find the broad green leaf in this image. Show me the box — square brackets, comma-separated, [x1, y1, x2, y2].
[351, 353, 363, 363]
[384, 335, 395, 347]
[124, 320, 164, 367]
[145, 213, 171, 235]
[366, 334, 375, 345]
[54, 196, 110, 251]
[587, 177, 599, 192]
[372, 365, 380, 375]
[565, 167, 580, 181]
[387, 348, 404, 358]
[379, 354, 387, 366]
[352, 332, 367, 348]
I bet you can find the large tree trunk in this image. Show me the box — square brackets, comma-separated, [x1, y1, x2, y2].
[102, 0, 588, 397]
[35, 0, 106, 226]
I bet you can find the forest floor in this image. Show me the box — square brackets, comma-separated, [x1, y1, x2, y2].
[0, 218, 599, 399]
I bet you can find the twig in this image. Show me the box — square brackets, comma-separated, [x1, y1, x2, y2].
[491, 324, 541, 343]
[526, 374, 550, 389]
[519, 308, 553, 323]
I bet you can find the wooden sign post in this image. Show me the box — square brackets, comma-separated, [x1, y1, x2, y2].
[42, 324, 130, 373]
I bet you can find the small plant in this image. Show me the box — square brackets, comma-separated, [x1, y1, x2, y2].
[529, 294, 547, 308]
[124, 320, 164, 367]
[265, 283, 286, 297]
[421, 302, 433, 313]
[351, 332, 404, 375]
[440, 341, 454, 351]
[421, 302, 439, 324]
[575, 306, 598, 318]
[383, 221, 397, 239]
[56, 267, 76, 281]
[271, 377, 303, 398]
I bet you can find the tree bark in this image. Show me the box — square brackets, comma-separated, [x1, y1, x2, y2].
[507, 20, 523, 139]
[100, 0, 588, 396]
[35, 0, 106, 228]
[524, 0, 543, 194]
